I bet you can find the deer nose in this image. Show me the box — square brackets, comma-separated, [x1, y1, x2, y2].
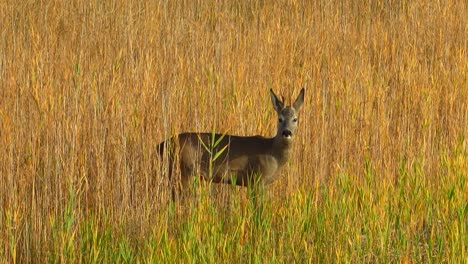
[282, 130, 292, 138]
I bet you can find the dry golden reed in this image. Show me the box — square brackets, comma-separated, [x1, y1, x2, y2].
[0, 0, 466, 262]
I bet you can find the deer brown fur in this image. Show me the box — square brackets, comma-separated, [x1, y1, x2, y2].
[157, 88, 305, 200]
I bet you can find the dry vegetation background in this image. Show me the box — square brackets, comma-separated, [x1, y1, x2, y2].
[0, 0, 466, 262]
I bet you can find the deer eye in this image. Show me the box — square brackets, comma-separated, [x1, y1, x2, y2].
[278, 118, 284, 123]
[293, 118, 298, 122]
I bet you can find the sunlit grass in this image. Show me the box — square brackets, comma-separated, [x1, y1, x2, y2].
[0, 0, 466, 262]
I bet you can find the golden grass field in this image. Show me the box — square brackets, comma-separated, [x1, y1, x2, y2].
[0, 0, 466, 262]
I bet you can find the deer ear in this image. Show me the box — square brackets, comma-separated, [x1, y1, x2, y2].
[293, 88, 305, 111]
[270, 89, 284, 113]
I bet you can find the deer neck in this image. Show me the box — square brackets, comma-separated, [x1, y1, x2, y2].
[272, 135, 293, 165]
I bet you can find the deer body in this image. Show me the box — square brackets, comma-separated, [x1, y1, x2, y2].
[157, 88, 305, 198]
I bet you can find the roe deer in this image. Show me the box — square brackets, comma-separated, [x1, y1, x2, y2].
[157, 88, 305, 200]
